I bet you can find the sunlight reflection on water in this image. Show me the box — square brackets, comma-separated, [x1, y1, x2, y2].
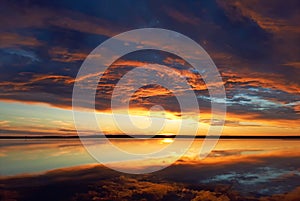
[0, 139, 299, 176]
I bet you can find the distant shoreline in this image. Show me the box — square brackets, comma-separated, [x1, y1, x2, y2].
[0, 135, 299, 139]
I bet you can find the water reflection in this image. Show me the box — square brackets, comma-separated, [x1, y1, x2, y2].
[0, 139, 299, 176]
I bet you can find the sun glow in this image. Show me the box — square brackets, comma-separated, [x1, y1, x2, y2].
[161, 138, 174, 144]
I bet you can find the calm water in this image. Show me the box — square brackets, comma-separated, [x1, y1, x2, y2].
[1, 139, 299, 176]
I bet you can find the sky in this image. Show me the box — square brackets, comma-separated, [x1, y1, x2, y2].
[0, 0, 299, 136]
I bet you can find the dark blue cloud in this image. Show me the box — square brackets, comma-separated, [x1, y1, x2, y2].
[0, 0, 299, 121]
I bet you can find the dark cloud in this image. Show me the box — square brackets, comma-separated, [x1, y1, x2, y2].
[0, 0, 299, 125]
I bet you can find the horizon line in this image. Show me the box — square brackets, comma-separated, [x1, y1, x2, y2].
[0, 135, 299, 139]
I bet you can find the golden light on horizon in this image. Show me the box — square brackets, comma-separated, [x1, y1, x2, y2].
[1, 101, 300, 137]
[161, 138, 174, 144]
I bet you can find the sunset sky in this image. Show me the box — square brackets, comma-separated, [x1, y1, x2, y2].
[0, 0, 299, 136]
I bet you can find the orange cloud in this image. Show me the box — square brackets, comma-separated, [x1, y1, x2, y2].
[283, 62, 300, 69]
[0, 120, 10, 128]
[223, 71, 300, 94]
[0, 32, 42, 48]
[132, 85, 173, 99]
[48, 47, 88, 62]
[29, 74, 74, 84]
[111, 59, 149, 67]
[0, 74, 74, 92]
[218, 0, 300, 34]
[163, 56, 188, 66]
[164, 7, 201, 26]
